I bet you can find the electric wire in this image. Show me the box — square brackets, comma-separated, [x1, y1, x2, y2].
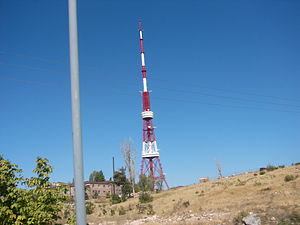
[1, 74, 300, 114]
[1, 50, 299, 103]
[1, 60, 300, 110]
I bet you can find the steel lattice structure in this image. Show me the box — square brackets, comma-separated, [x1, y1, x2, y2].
[138, 21, 169, 190]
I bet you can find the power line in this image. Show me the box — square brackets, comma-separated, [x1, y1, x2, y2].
[1, 60, 300, 109]
[1, 49, 299, 102]
[1, 74, 300, 114]
[149, 85, 300, 108]
[0, 61, 68, 75]
[0, 50, 66, 65]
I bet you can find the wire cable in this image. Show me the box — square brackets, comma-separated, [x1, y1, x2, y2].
[1, 74, 300, 114]
[1, 49, 299, 102]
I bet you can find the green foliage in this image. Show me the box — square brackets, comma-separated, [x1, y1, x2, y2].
[233, 211, 247, 225]
[113, 167, 127, 186]
[266, 164, 277, 171]
[278, 211, 300, 225]
[111, 194, 122, 204]
[183, 200, 190, 208]
[118, 206, 126, 215]
[110, 209, 115, 216]
[86, 202, 95, 215]
[139, 175, 154, 192]
[92, 191, 99, 199]
[114, 168, 132, 200]
[0, 155, 68, 225]
[134, 183, 140, 193]
[284, 175, 298, 182]
[139, 192, 153, 203]
[259, 171, 265, 175]
[89, 170, 105, 182]
[136, 204, 155, 215]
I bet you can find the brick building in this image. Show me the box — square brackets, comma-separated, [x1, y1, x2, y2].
[69, 181, 122, 199]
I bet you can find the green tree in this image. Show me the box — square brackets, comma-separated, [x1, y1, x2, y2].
[89, 170, 105, 182]
[0, 155, 68, 225]
[0, 155, 24, 224]
[139, 175, 154, 192]
[113, 167, 132, 200]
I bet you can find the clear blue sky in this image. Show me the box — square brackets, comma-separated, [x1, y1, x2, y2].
[0, 0, 299, 187]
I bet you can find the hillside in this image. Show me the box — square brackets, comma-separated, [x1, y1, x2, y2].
[78, 164, 300, 224]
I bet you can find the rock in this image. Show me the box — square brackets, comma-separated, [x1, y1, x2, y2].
[242, 213, 261, 225]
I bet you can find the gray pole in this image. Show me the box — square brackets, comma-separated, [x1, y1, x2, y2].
[68, 0, 87, 224]
[113, 156, 115, 195]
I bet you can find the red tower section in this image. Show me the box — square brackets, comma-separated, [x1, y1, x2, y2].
[138, 21, 169, 190]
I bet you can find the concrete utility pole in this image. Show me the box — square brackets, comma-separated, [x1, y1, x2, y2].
[68, 0, 87, 224]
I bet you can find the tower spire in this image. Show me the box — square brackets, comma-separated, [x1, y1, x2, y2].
[138, 21, 169, 190]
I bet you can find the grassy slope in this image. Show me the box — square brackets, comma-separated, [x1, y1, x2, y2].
[87, 164, 300, 224]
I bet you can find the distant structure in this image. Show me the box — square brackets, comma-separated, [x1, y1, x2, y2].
[138, 21, 169, 190]
[199, 177, 209, 183]
[69, 181, 121, 199]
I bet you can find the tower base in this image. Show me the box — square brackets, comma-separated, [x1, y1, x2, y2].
[140, 156, 169, 191]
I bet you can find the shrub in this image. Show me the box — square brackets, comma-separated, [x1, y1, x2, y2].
[146, 204, 155, 215]
[86, 202, 95, 215]
[284, 175, 297, 182]
[266, 164, 277, 171]
[183, 201, 190, 208]
[139, 192, 153, 203]
[260, 187, 271, 191]
[0, 156, 69, 224]
[136, 204, 155, 215]
[118, 206, 126, 215]
[278, 211, 300, 225]
[136, 204, 147, 214]
[233, 211, 247, 225]
[259, 171, 265, 175]
[110, 209, 115, 216]
[111, 194, 122, 204]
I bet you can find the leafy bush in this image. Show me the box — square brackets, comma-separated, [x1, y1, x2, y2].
[0, 155, 68, 224]
[183, 201, 190, 208]
[266, 164, 277, 171]
[110, 209, 115, 216]
[136, 204, 155, 215]
[284, 175, 297, 182]
[139, 192, 153, 203]
[111, 194, 122, 204]
[259, 171, 265, 175]
[139, 175, 154, 192]
[118, 206, 126, 215]
[86, 202, 95, 215]
[233, 211, 247, 225]
[146, 204, 155, 215]
[278, 211, 300, 225]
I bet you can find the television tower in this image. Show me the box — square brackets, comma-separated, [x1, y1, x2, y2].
[138, 21, 169, 190]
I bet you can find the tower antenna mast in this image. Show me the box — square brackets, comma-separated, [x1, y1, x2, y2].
[138, 21, 169, 190]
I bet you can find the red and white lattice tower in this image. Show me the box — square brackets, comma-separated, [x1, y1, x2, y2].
[138, 21, 170, 190]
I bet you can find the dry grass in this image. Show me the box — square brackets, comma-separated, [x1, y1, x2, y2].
[70, 164, 300, 224]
